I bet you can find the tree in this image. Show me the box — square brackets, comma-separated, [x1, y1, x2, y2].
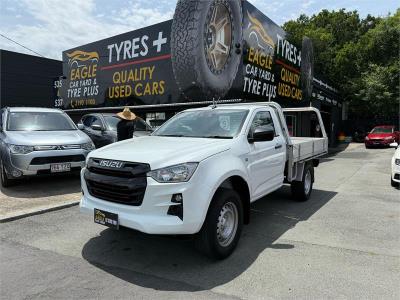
[283, 9, 400, 120]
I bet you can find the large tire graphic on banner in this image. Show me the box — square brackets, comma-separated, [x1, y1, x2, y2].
[300, 37, 314, 100]
[171, 0, 242, 100]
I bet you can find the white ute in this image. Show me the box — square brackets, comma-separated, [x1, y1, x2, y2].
[80, 102, 328, 258]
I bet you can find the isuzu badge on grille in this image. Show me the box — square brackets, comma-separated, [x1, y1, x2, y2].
[99, 160, 123, 168]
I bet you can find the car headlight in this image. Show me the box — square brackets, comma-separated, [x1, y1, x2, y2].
[81, 142, 95, 151]
[395, 159, 400, 166]
[365, 136, 369, 141]
[8, 144, 34, 154]
[147, 163, 198, 183]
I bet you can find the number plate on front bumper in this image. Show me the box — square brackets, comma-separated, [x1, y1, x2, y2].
[94, 208, 119, 229]
[50, 163, 71, 173]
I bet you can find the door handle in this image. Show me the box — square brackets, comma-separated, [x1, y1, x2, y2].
[275, 143, 282, 149]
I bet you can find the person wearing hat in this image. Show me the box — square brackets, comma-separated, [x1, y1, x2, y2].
[116, 107, 137, 141]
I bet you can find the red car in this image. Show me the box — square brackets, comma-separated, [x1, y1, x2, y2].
[365, 125, 399, 148]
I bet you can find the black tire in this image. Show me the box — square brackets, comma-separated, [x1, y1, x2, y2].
[300, 37, 314, 100]
[391, 177, 399, 188]
[291, 163, 314, 201]
[0, 159, 14, 188]
[365, 144, 370, 149]
[195, 188, 243, 259]
[171, 0, 242, 101]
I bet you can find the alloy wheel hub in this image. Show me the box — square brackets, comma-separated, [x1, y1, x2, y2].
[205, 3, 232, 73]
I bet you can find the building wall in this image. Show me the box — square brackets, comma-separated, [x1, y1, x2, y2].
[0, 50, 62, 108]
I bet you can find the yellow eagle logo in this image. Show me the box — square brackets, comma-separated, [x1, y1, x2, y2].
[67, 50, 99, 67]
[247, 11, 275, 50]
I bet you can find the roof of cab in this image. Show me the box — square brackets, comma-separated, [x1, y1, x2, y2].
[374, 125, 394, 128]
[185, 104, 267, 113]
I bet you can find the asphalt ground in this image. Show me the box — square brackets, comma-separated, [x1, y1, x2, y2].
[0, 144, 399, 299]
[0, 173, 81, 221]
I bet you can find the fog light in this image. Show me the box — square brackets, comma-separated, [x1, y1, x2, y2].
[12, 170, 22, 177]
[168, 193, 183, 220]
[172, 193, 183, 203]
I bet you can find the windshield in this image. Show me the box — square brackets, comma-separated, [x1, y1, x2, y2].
[153, 109, 249, 138]
[7, 112, 76, 131]
[371, 127, 393, 134]
[104, 116, 152, 131]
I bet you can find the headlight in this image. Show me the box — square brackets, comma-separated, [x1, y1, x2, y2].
[8, 144, 34, 154]
[147, 163, 198, 183]
[365, 136, 369, 141]
[395, 159, 400, 166]
[81, 142, 95, 151]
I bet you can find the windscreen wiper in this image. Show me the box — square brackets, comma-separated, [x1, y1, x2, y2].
[203, 136, 233, 139]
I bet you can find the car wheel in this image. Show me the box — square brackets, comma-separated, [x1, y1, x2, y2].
[171, 0, 242, 101]
[0, 159, 14, 188]
[300, 37, 314, 100]
[291, 163, 314, 201]
[195, 188, 243, 259]
[391, 177, 399, 188]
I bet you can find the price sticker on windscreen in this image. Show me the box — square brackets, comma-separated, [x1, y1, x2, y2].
[219, 116, 231, 131]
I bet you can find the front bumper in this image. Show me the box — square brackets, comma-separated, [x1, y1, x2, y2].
[80, 168, 211, 235]
[3, 149, 89, 178]
[392, 161, 400, 183]
[365, 139, 394, 146]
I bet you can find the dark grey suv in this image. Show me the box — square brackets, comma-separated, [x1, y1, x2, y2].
[78, 113, 152, 148]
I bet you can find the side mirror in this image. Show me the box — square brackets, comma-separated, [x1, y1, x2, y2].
[77, 123, 84, 130]
[91, 124, 103, 131]
[389, 142, 398, 148]
[248, 126, 275, 143]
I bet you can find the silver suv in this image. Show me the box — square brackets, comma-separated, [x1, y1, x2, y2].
[0, 107, 94, 187]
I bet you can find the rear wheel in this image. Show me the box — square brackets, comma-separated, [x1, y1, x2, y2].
[291, 163, 314, 201]
[0, 159, 14, 188]
[195, 189, 243, 259]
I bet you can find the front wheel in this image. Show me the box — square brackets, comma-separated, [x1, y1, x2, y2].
[291, 163, 314, 201]
[0, 160, 14, 188]
[391, 177, 399, 188]
[195, 189, 243, 259]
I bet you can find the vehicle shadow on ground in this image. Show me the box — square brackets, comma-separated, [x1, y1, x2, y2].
[0, 174, 81, 198]
[81, 186, 337, 291]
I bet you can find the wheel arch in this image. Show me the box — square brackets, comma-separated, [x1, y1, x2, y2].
[219, 175, 251, 224]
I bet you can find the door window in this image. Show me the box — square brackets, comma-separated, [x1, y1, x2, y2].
[91, 117, 102, 127]
[82, 116, 102, 128]
[248, 111, 275, 139]
[82, 116, 95, 127]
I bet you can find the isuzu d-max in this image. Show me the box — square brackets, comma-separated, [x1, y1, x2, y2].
[80, 102, 327, 258]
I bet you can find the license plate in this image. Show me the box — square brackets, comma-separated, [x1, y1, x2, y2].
[94, 209, 119, 229]
[50, 163, 71, 173]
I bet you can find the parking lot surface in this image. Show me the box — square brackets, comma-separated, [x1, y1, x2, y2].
[0, 144, 399, 299]
[0, 174, 81, 221]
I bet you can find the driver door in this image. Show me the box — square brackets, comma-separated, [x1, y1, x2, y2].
[246, 110, 286, 199]
[83, 115, 104, 148]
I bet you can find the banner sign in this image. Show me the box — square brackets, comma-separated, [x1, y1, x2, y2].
[242, 1, 305, 105]
[58, 1, 311, 110]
